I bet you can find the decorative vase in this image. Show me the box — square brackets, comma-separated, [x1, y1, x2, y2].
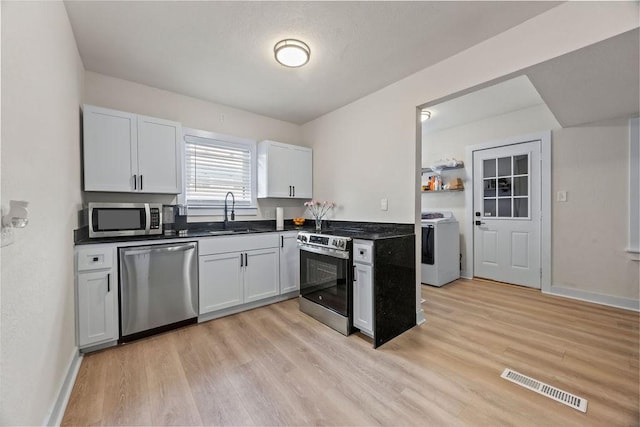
[315, 218, 322, 231]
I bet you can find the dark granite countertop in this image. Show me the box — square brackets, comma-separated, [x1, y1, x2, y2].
[74, 220, 414, 245]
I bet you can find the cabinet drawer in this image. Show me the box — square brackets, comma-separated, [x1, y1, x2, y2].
[77, 245, 114, 271]
[353, 240, 374, 265]
[199, 233, 279, 255]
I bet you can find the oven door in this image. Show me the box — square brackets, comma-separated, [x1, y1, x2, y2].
[299, 245, 352, 316]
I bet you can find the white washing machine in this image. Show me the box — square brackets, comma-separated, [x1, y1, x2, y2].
[421, 211, 460, 287]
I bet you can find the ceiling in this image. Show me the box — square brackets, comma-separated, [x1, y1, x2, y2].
[422, 28, 639, 132]
[64, 1, 559, 124]
[423, 75, 549, 133]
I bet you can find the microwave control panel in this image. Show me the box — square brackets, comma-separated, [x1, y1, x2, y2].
[150, 208, 161, 230]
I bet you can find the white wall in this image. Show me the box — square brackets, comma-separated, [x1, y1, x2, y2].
[83, 72, 308, 221]
[552, 123, 640, 301]
[422, 104, 560, 277]
[302, 2, 639, 319]
[1, 1, 84, 424]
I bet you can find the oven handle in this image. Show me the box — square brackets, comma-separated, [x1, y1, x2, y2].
[298, 244, 350, 260]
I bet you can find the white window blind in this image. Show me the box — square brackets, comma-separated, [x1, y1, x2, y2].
[184, 132, 255, 208]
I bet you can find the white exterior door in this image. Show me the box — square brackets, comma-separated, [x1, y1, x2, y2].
[473, 140, 541, 288]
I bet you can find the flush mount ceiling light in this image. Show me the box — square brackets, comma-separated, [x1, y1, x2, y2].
[274, 39, 310, 68]
[421, 110, 432, 122]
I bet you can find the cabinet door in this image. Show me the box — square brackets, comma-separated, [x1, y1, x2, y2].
[77, 270, 118, 347]
[291, 146, 312, 199]
[279, 233, 300, 294]
[199, 252, 244, 314]
[83, 105, 137, 192]
[353, 263, 374, 337]
[137, 115, 182, 194]
[266, 142, 293, 197]
[244, 248, 279, 303]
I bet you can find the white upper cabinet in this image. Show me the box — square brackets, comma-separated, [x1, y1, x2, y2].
[137, 115, 182, 193]
[257, 140, 312, 198]
[83, 105, 182, 194]
[83, 105, 137, 192]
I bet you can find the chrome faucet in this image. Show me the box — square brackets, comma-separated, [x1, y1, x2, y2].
[224, 191, 235, 227]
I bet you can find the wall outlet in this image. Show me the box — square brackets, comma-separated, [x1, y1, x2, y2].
[556, 191, 567, 202]
[381, 198, 388, 211]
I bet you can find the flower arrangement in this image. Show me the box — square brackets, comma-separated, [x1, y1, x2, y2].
[304, 200, 335, 230]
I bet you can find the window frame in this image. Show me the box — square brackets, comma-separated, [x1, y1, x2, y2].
[179, 127, 257, 217]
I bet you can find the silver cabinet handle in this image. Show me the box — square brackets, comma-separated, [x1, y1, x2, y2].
[281, 236, 284, 248]
[293, 186, 295, 197]
[107, 273, 110, 292]
[124, 244, 196, 256]
[140, 175, 143, 190]
[244, 253, 248, 266]
[133, 174, 137, 190]
[240, 253, 244, 267]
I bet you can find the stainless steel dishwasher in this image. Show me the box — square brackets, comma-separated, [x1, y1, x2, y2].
[119, 242, 198, 342]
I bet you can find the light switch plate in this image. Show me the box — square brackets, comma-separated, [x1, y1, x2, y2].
[381, 198, 388, 211]
[556, 191, 567, 202]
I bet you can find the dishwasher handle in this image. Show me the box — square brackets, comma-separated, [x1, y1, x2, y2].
[123, 243, 197, 257]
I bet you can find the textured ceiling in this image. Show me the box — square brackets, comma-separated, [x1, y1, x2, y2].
[64, 1, 559, 124]
[421, 29, 640, 132]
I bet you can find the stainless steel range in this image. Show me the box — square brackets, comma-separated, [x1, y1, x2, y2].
[297, 231, 353, 335]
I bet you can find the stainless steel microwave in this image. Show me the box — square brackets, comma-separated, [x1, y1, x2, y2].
[88, 202, 162, 238]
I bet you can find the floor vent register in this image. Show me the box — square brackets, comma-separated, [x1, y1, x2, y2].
[500, 368, 588, 413]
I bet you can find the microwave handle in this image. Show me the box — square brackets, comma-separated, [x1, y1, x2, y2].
[145, 204, 151, 232]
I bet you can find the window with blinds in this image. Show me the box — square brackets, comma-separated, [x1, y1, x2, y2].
[184, 130, 256, 208]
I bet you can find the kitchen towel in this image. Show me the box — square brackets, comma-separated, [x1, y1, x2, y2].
[276, 207, 284, 230]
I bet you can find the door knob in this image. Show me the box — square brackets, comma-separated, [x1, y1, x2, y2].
[475, 220, 486, 226]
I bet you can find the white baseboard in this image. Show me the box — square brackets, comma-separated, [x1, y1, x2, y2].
[45, 348, 83, 426]
[546, 286, 640, 312]
[416, 309, 426, 325]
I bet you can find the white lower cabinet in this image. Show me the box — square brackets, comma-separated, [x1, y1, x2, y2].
[353, 263, 374, 337]
[76, 244, 118, 349]
[353, 240, 374, 337]
[199, 234, 281, 315]
[279, 232, 300, 294]
[199, 252, 244, 313]
[244, 248, 279, 302]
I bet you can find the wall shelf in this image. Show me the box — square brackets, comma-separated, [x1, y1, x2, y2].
[421, 189, 464, 193]
[421, 163, 464, 174]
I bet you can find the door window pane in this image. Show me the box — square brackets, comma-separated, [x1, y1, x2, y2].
[498, 157, 511, 176]
[483, 159, 496, 178]
[498, 177, 512, 196]
[514, 154, 528, 175]
[514, 198, 528, 217]
[498, 198, 512, 217]
[484, 179, 496, 197]
[484, 199, 496, 217]
[514, 176, 528, 196]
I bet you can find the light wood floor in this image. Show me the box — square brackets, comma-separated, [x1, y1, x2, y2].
[62, 279, 639, 426]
